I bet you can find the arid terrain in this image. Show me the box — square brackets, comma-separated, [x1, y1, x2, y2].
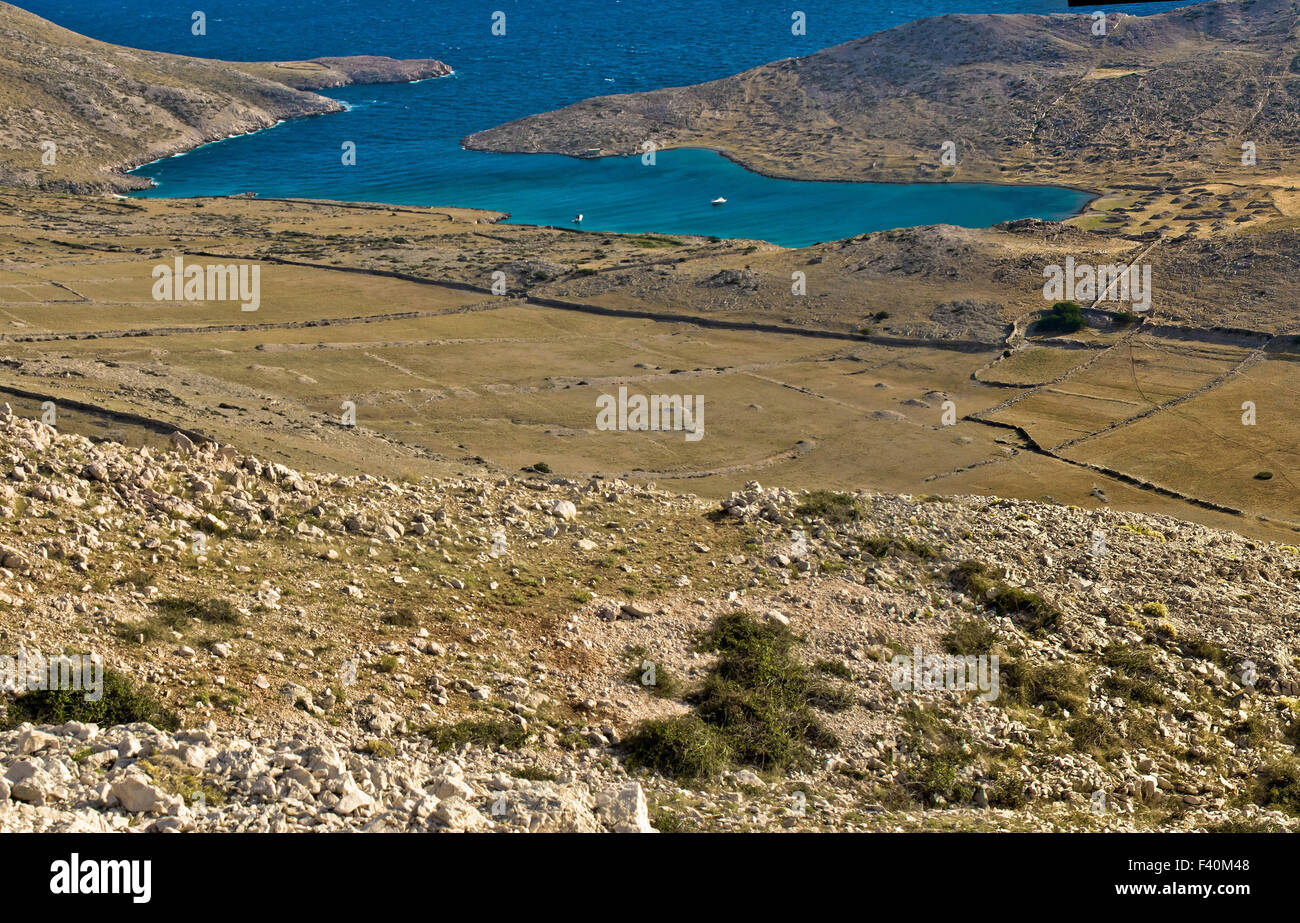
[1, 0, 1299, 834]
[467, 0, 1300, 227]
[4, 190, 1300, 543]
[2, 411, 1299, 832]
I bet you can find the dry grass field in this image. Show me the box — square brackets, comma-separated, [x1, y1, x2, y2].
[3, 190, 1299, 545]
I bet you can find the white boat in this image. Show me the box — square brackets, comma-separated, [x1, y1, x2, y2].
[572, 213, 583, 223]
[711, 197, 727, 206]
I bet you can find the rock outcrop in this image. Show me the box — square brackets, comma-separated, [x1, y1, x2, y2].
[0, 405, 1298, 832]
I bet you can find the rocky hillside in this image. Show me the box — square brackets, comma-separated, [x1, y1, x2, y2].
[465, 0, 1300, 187]
[0, 405, 1298, 832]
[0, 2, 449, 193]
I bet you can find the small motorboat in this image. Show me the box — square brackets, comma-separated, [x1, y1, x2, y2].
[711, 197, 727, 206]
[572, 213, 584, 223]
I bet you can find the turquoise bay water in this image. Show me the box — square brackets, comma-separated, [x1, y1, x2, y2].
[27, 0, 1197, 246]
[132, 134, 1095, 248]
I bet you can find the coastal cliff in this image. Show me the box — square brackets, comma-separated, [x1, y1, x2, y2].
[0, 2, 449, 193]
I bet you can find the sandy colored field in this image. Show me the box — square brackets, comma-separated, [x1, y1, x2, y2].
[3, 191, 1300, 543]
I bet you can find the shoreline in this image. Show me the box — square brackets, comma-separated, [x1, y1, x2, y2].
[469, 138, 1106, 203]
[125, 119, 293, 180]
[119, 73, 455, 191]
[78, 64, 453, 194]
[124, 135, 1100, 247]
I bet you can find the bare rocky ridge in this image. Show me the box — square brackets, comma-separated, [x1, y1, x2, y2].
[465, 0, 1300, 188]
[0, 2, 449, 193]
[233, 56, 453, 91]
[1, 406, 1298, 832]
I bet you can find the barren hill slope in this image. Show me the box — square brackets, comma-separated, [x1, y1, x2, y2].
[0, 2, 449, 193]
[465, 0, 1300, 187]
[1, 407, 1299, 832]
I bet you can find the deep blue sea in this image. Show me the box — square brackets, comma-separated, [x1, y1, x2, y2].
[29, 0, 1201, 245]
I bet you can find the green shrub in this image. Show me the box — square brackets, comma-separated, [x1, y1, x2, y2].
[896, 537, 938, 560]
[694, 615, 847, 768]
[152, 595, 240, 625]
[624, 612, 849, 779]
[1183, 637, 1229, 667]
[1037, 301, 1086, 334]
[794, 490, 860, 524]
[626, 659, 682, 698]
[1066, 713, 1119, 754]
[1285, 718, 1300, 753]
[1251, 760, 1300, 815]
[1233, 714, 1272, 748]
[512, 766, 557, 782]
[905, 746, 977, 805]
[421, 718, 528, 752]
[694, 678, 828, 771]
[859, 535, 893, 558]
[942, 619, 997, 656]
[1203, 818, 1287, 833]
[3, 667, 179, 732]
[951, 561, 1059, 634]
[814, 659, 853, 679]
[1000, 659, 1088, 714]
[987, 770, 1028, 808]
[138, 754, 223, 806]
[627, 235, 684, 249]
[650, 806, 701, 832]
[623, 716, 730, 779]
[1103, 647, 1168, 705]
[897, 706, 979, 805]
